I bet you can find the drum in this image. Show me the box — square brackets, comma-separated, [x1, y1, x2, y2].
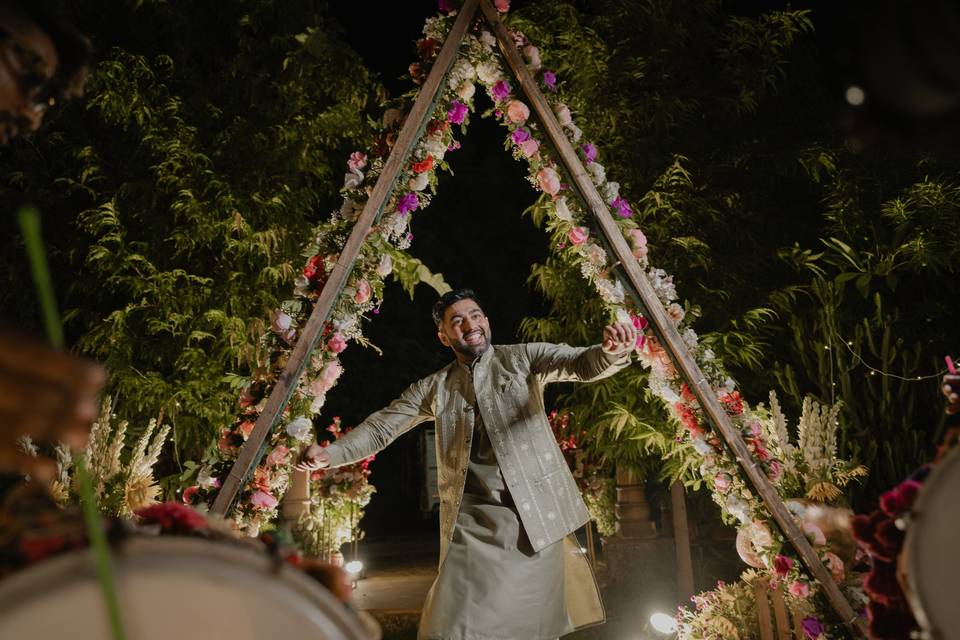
[0, 535, 378, 640]
[905, 445, 960, 640]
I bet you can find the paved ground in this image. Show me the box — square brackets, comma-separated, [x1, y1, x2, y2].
[351, 534, 439, 614]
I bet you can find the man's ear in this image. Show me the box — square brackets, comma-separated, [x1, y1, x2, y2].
[437, 329, 450, 347]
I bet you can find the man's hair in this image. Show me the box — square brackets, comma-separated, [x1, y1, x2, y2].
[432, 288, 483, 327]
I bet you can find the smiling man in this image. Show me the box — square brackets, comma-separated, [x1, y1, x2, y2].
[298, 287, 637, 640]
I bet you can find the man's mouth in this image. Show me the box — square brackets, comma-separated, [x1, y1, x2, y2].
[464, 330, 484, 345]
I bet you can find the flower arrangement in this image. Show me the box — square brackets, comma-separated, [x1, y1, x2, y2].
[19, 397, 170, 517]
[548, 409, 616, 536]
[184, 9, 866, 631]
[292, 418, 376, 561]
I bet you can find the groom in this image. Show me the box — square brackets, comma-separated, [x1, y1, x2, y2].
[298, 288, 636, 639]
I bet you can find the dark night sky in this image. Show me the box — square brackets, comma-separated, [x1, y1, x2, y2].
[323, 1, 551, 537]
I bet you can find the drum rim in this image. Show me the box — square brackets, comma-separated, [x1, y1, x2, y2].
[904, 445, 960, 639]
[0, 534, 372, 639]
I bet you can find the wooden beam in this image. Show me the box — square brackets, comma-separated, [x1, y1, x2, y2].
[211, 0, 481, 515]
[670, 481, 695, 602]
[478, 2, 867, 636]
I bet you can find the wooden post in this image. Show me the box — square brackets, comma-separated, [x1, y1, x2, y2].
[754, 578, 776, 640]
[210, 0, 481, 515]
[614, 467, 656, 538]
[281, 469, 311, 523]
[670, 481, 695, 602]
[478, 2, 866, 635]
[769, 584, 793, 640]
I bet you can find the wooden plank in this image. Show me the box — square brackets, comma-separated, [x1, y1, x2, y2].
[769, 583, 793, 640]
[478, 2, 867, 636]
[754, 578, 776, 640]
[670, 481, 695, 601]
[211, 0, 481, 515]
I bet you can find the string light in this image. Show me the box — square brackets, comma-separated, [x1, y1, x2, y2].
[837, 336, 949, 382]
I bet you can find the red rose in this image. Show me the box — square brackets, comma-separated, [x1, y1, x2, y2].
[416, 38, 439, 60]
[303, 255, 323, 281]
[136, 502, 208, 533]
[411, 155, 434, 174]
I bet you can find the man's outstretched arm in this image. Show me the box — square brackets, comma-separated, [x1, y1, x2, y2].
[297, 377, 435, 470]
[527, 321, 637, 385]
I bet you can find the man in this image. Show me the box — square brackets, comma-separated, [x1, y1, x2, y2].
[298, 288, 637, 639]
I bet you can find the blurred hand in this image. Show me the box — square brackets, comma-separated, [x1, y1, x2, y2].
[602, 321, 638, 356]
[295, 444, 330, 472]
[0, 331, 106, 482]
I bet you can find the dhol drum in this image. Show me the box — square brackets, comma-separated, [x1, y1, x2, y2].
[905, 445, 960, 640]
[0, 535, 379, 640]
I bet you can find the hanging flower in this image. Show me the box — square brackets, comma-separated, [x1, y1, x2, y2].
[354, 279, 372, 304]
[567, 226, 588, 246]
[412, 155, 434, 174]
[506, 100, 530, 124]
[626, 228, 648, 261]
[409, 172, 429, 191]
[476, 60, 501, 84]
[491, 79, 511, 102]
[542, 70, 557, 90]
[494, 0, 510, 12]
[553, 103, 573, 127]
[447, 100, 468, 125]
[266, 445, 290, 467]
[377, 254, 393, 277]
[511, 128, 530, 144]
[457, 81, 475, 101]
[520, 139, 539, 157]
[396, 192, 419, 214]
[714, 472, 732, 493]
[347, 151, 367, 172]
[801, 617, 825, 639]
[823, 551, 845, 581]
[774, 554, 794, 577]
[250, 490, 279, 510]
[438, 0, 454, 12]
[789, 581, 811, 598]
[327, 333, 348, 354]
[611, 196, 633, 218]
[537, 167, 561, 195]
[303, 254, 325, 283]
[181, 486, 199, 506]
[580, 143, 598, 164]
[554, 196, 573, 221]
[286, 416, 313, 442]
[523, 45, 541, 70]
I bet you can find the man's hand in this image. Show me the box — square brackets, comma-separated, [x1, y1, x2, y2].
[943, 374, 960, 415]
[602, 321, 639, 356]
[295, 444, 330, 472]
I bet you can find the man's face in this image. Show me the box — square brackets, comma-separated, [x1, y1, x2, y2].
[0, 11, 60, 143]
[437, 298, 492, 363]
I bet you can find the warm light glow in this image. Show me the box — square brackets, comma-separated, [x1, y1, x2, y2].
[344, 560, 364, 575]
[650, 612, 678, 634]
[845, 85, 866, 106]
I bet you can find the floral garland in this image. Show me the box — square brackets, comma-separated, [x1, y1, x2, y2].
[183, 6, 867, 632]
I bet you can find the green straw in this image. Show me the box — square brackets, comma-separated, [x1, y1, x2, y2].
[18, 205, 127, 640]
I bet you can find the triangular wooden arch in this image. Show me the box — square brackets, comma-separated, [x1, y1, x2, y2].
[211, 1, 866, 635]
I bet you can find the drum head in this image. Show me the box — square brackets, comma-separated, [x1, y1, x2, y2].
[0, 535, 375, 640]
[905, 446, 960, 640]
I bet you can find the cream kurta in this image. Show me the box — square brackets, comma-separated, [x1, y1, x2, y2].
[324, 342, 630, 637]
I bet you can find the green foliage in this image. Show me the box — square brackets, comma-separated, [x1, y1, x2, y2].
[0, 0, 385, 464]
[513, 0, 960, 508]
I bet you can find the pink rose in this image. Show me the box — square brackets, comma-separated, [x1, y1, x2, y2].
[239, 421, 256, 438]
[309, 360, 345, 396]
[788, 581, 811, 598]
[714, 473, 732, 493]
[519, 138, 540, 157]
[774, 554, 794, 577]
[802, 521, 827, 547]
[568, 226, 589, 246]
[506, 99, 530, 124]
[537, 167, 561, 195]
[250, 490, 278, 510]
[523, 45, 541, 69]
[625, 228, 647, 260]
[182, 486, 199, 505]
[768, 460, 783, 482]
[327, 333, 348, 354]
[347, 151, 367, 172]
[553, 103, 573, 127]
[266, 445, 290, 467]
[494, 0, 510, 12]
[354, 278, 372, 304]
[823, 552, 845, 581]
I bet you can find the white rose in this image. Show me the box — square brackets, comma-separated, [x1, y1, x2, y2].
[451, 58, 475, 83]
[423, 133, 447, 160]
[408, 172, 429, 191]
[476, 60, 501, 85]
[568, 124, 583, 143]
[285, 416, 313, 442]
[343, 170, 363, 190]
[457, 81, 476, 101]
[691, 435, 714, 456]
[553, 196, 573, 221]
[523, 45, 541, 70]
[480, 30, 496, 49]
[602, 181, 620, 203]
[587, 162, 606, 186]
[197, 466, 219, 489]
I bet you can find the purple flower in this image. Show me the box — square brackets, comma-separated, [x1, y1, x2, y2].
[611, 196, 633, 218]
[447, 140, 461, 152]
[580, 143, 598, 164]
[396, 192, 419, 214]
[491, 79, 511, 102]
[542, 70, 557, 90]
[511, 128, 531, 144]
[447, 100, 468, 125]
[438, 0, 454, 12]
[801, 617, 824, 639]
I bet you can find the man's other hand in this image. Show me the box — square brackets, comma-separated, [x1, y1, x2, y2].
[295, 444, 330, 472]
[602, 322, 638, 356]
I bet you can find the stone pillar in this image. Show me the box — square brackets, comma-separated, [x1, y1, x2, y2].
[281, 468, 311, 523]
[614, 466, 657, 538]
